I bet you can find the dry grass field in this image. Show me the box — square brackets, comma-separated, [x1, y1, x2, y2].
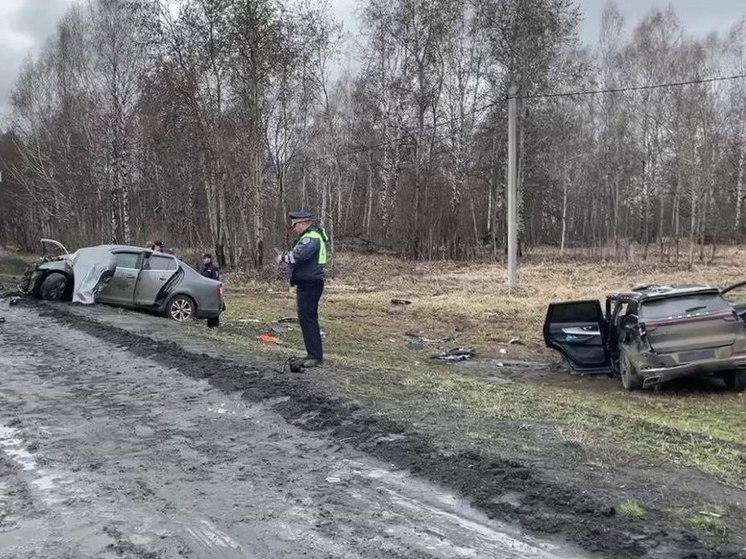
[198, 247, 746, 540]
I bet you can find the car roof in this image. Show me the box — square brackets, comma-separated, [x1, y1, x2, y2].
[608, 284, 721, 303]
[92, 244, 176, 257]
[99, 244, 153, 252]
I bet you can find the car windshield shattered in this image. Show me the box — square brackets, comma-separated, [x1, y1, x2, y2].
[639, 294, 731, 320]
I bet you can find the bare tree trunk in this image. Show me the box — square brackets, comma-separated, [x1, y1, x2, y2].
[336, 160, 343, 230]
[699, 189, 708, 262]
[365, 152, 373, 237]
[673, 161, 681, 264]
[252, 147, 264, 270]
[110, 187, 120, 243]
[688, 187, 697, 268]
[560, 147, 568, 255]
[302, 159, 308, 208]
[119, 118, 131, 244]
[468, 195, 478, 248]
[736, 149, 744, 232]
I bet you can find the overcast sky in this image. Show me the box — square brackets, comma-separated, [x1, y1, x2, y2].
[1, 0, 744, 119]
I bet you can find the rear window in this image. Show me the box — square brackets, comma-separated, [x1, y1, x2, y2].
[145, 254, 177, 271]
[640, 294, 730, 319]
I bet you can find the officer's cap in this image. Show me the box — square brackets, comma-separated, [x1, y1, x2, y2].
[288, 210, 315, 222]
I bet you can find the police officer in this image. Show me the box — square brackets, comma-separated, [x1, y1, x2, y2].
[200, 253, 220, 328]
[276, 210, 329, 368]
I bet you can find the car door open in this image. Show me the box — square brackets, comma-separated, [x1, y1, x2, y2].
[543, 300, 611, 372]
[97, 251, 142, 306]
[721, 281, 746, 321]
[134, 253, 178, 307]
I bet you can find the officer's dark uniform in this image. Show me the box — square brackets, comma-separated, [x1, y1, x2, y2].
[201, 260, 220, 281]
[279, 211, 329, 366]
[200, 253, 220, 328]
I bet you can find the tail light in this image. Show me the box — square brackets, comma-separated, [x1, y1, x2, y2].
[218, 283, 223, 297]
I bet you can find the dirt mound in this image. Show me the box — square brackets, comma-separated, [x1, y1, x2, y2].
[36, 303, 742, 559]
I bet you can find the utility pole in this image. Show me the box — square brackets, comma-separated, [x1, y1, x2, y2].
[507, 85, 519, 289]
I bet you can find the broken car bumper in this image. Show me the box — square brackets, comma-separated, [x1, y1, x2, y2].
[639, 355, 746, 388]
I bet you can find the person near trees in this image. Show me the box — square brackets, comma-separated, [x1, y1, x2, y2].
[200, 253, 221, 328]
[275, 210, 329, 368]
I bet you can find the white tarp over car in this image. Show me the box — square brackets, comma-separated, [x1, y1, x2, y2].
[70, 247, 117, 304]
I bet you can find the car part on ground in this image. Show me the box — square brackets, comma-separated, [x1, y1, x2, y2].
[544, 284, 746, 392]
[433, 347, 475, 362]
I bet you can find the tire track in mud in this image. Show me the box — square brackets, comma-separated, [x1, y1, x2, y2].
[30, 302, 743, 559]
[4, 304, 572, 558]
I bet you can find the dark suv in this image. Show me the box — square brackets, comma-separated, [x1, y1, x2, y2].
[544, 284, 746, 391]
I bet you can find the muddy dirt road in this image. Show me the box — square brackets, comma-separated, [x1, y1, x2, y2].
[0, 302, 587, 558]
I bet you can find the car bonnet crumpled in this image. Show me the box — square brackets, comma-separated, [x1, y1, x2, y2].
[70, 247, 117, 304]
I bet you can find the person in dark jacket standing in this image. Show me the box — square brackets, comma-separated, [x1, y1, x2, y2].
[276, 210, 329, 368]
[200, 253, 220, 328]
[201, 253, 220, 281]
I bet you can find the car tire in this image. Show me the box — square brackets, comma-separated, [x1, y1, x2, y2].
[166, 294, 196, 321]
[620, 351, 642, 391]
[723, 370, 746, 393]
[39, 272, 70, 301]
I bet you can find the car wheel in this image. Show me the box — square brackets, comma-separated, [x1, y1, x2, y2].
[39, 272, 69, 301]
[620, 351, 642, 391]
[723, 370, 746, 393]
[167, 295, 196, 321]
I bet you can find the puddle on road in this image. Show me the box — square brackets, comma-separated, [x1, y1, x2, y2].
[326, 458, 589, 559]
[0, 425, 40, 473]
[0, 425, 69, 506]
[0, 518, 49, 550]
[208, 406, 236, 416]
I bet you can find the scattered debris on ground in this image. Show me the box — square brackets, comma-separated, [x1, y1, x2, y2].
[408, 339, 425, 350]
[432, 347, 476, 362]
[405, 331, 456, 345]
[391, 298, 412, 305]
[269, 323, 289, 334]
[257, 334, 282, 345]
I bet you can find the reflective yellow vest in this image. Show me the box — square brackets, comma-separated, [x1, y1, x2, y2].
[300, 230, 328, 264]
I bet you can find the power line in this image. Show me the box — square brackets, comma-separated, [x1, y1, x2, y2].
[510, 73, 746, 100]
[304, 73, 746, 163]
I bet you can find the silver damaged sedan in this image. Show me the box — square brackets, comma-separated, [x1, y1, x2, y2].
[24, 239, 224, 322]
